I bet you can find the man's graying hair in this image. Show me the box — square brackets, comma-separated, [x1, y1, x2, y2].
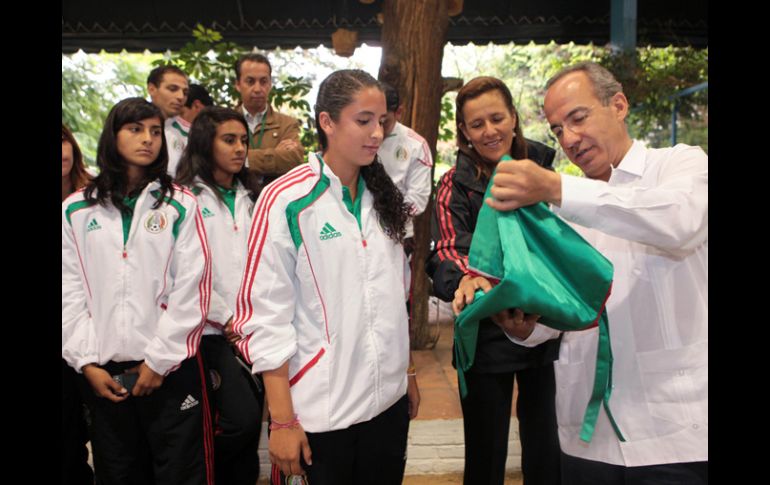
[546, 62, 623, 106]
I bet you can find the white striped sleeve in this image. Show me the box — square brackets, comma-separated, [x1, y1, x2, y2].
[144, 193, 211, 375]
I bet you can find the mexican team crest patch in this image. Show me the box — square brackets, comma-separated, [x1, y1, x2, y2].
[144, 211, 168, 234]
[395, 146, 408, 161]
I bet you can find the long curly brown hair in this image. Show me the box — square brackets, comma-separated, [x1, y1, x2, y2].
[314, 69, 408, 243]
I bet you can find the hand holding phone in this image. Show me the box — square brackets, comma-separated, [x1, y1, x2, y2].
[82, 364, 130, 403]
[113, 372, 139, 395]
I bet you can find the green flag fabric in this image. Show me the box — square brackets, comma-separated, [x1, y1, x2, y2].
[454, 155, 624, 443]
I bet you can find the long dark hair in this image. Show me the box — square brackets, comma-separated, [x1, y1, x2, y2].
[84, 97, 173, 212]
[62, 123, 91, 197]
[315, 69, 408, 243]
[175, 106, 262, 202]
[455, 76, 528, 179]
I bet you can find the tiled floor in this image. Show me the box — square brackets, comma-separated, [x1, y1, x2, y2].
[259, 472, 525, 485]
[411, 298, 519, 421]
[400, 299, 525, 484]
[403, 472, 524, 484]
[260, 473, 524, 484]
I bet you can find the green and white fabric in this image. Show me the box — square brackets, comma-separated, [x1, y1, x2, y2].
[454, 155, 620, 443]
[192, 178, 255, 335]
[62, 181, 210, 376]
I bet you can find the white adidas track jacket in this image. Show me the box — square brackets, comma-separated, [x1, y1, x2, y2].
[62, 181, 211, 376]
[232, 153, 410, 432]
[191, 179, 254, 335]
[378, 121, 433, 238]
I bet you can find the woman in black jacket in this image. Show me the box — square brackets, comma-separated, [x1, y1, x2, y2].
[427, 77, 561, 485]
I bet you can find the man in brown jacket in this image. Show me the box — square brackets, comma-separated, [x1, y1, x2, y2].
[234, 53, 305, 184]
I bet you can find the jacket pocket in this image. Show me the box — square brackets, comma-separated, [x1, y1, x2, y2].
[636, 341, 708, 431]
[289, 348, 326, 387]
[553, 360, 591, 428]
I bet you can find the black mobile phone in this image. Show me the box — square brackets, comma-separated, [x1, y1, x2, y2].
[113, 372, 139, 394]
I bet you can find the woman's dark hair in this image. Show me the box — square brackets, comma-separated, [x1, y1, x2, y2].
[62, 123, 91, 196]
[175, 106, 262, 202]
[455, 76, 528, 179]
[315, 69, 408, 243]
[84, 97, 172, 212]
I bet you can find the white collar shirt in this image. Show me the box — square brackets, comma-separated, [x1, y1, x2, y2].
[546, 140, 708, 467]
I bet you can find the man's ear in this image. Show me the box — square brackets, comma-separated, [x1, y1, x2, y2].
[611, 92, 630, 122]
[147, 83, 158, 99]
[395, 105, 405, 121]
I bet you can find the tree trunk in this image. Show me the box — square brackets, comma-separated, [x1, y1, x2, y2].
[379, 0, 449, 349]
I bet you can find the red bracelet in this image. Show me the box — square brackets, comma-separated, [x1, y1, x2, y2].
[269, 414, 300, 430]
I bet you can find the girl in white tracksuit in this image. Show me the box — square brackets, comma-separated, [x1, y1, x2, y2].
[61, 123, 94, 485]
[175, 106, 265, 485]
[232, 69, 421, 485]
[61, 97, 214, 485]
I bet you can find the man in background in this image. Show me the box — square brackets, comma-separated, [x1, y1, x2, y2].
[147, 65, 190, 175]
[234, 53, 304, 184]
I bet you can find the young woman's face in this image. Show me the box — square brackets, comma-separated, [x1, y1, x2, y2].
[211, 120, 248, 184]
[62, 136, 73, 178]
[323, 86, 387, 167]
[116, 117, 163, 169]
[459, 90, 517, 163]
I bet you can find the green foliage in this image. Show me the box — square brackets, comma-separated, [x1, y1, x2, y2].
[62, 38, 706, 172]
[438, 94, 455, 143]
[154, 24, 244, 106]
[62, 52, 158, 166]
[602, 47, 708, 121]
[269, 74, 315, 151]
[437, 42, 605, 175]
[438, 42, 708, 177]
[600, 47, 708, 151]
[434, 92, 458, 175]
[157, 24, 317, 150]
[61, 57, 103, 165]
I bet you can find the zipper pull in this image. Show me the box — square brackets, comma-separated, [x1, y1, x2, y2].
[234, 223, 239, 232]
[122, 246, 128, 259]
[361, 232, 367, 248]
